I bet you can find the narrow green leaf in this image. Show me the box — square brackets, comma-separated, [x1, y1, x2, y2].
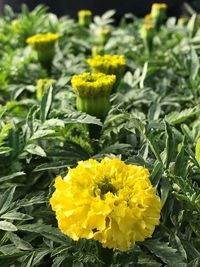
[25, 144, 46, 157]
[0, 221, 17, 232]
[164, 121, 174, 169]
[40, 85, 53, 123]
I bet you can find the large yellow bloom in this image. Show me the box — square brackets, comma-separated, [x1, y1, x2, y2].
[50, 158, 161, 251]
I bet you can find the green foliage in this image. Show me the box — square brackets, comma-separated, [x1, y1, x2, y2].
[0, 3, 199, 266]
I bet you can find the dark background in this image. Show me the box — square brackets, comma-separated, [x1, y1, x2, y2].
[0, 0, 198, 20]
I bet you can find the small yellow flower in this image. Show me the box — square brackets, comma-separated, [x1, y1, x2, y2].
[26, 32, 59, 50]
[50, 158, 161, 251]
[87, 54, 126, 77]
[78, 10, 92, 27]
[71, 72, 116, 96]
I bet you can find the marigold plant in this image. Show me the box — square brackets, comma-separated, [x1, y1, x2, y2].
[50, 158, 161, 251]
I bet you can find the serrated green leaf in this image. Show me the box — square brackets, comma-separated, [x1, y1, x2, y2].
[1, 211, 33, 221]
[143, 240, 186, 267]
[165, 107, 200, 125]
[64, 111, 102, 126]
[9, 232, 33, 251]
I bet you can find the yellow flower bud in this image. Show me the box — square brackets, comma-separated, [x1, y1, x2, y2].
[78, 10, 92, 27]
[151, 3, 167, 29]
[71, 72, 116, 121]
[140, 23, 155, 53]
[26, 33, 59, 73]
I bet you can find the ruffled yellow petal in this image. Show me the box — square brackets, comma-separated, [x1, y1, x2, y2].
[50, 158, 161, 251]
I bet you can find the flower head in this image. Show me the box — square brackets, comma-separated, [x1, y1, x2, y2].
[87, 54, 126, 77]
[71, 72, 115, 121]
[50, 158, 161, 251]
[27, 33, 59, 73]
[71, 72, 116, 96]
[26, 32, 59, 51]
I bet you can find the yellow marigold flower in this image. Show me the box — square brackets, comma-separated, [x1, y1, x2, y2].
[27, 33, 59, 73]
[50, 158, 161, 251]
[71, 72, 116, 97]
[87, 54, 126, 78]
[71, 72, 116, 120]
[26, 32, 59, 50]
[78, 10, 92, 27]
